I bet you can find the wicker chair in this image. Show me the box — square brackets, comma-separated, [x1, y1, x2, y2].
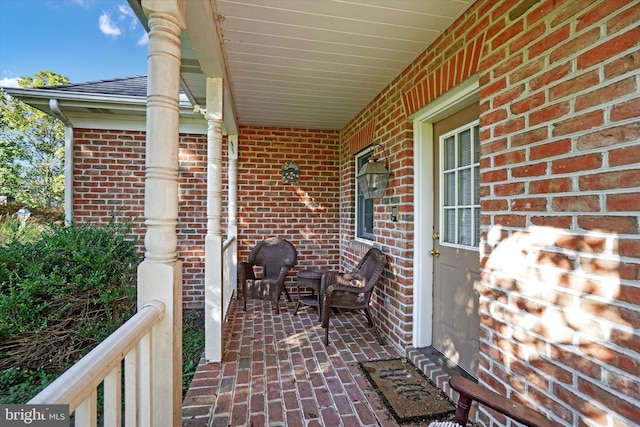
[320, 247, 386, 345]
[237, 237, 297, 314]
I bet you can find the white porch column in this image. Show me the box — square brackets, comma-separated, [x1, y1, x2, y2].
[138, 1, 185, 425]
[205, 78, 224, 362]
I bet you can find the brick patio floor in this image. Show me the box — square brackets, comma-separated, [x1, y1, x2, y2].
[182, 298, 461, 427]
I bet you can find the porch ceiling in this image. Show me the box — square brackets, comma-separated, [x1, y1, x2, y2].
[178, 0, 473, 132]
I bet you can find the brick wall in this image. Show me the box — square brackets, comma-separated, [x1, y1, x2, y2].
[342, 0, 639, 425]
[73, 129, 146, 234]
[73, 129, 208, 308]
[475, 1, 640, 425]
[73, 125, 341, 309]
[236, 126, 341, 287]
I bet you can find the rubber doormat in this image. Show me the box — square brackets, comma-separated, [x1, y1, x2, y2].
[359, 357, 456, 425]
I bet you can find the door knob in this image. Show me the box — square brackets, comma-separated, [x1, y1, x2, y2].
[430, 249, 440, 257]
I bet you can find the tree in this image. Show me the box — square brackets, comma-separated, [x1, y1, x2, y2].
[0, 71, 69, 207]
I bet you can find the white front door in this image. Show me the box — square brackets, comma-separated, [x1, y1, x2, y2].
[431, 103, 480, 376]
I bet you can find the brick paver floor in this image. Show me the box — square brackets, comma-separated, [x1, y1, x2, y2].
[182, 298, 459, 427]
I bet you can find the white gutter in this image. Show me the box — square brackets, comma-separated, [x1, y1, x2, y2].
[49, 99, 73, 225]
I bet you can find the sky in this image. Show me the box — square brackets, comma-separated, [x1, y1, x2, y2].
[0, 0, 149, 88]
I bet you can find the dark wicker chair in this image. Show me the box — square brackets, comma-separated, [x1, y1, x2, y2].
[320, 247, 386, 345]
[237, 237, 297, 314]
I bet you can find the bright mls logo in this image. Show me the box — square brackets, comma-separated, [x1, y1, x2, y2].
[1, 405, 68, 426]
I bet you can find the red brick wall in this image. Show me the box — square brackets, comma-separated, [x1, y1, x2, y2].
[343, 0, 640, 425]
[475, 1, 640, 425]
[73, 129, 146, 235]
[179, 134, 208, 307]
[236, 126, 341, 283]
[73, 129, 208, 308]
[73, 126, 340, 309]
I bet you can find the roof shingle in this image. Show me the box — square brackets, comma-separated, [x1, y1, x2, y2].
[40, 76, 148, 97]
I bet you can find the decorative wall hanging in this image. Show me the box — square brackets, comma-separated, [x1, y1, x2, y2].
[282, 161, 300, 184]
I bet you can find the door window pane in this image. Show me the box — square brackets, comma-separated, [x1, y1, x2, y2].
[459, 208, 472, 246]
[443, 209, 455, 243]
[459, 129, 471, 166]
[458, 168, 471, 205]
[444, 172, 455, 206]
[474, 166, 480, 205]
[444, 136, 456, 170]
[473, 126, 480, 163]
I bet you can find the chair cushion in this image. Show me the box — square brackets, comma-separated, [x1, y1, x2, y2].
[335, 272, 366, 287]
[349, 273, 366, 287]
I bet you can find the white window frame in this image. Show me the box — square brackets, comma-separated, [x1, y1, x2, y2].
[355, 149, 374, 241]
[439, 120, 480, 251]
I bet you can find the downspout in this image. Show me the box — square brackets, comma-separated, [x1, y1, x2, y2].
[49, 99, 73, 225]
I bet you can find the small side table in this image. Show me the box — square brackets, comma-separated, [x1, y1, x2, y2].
[294, 269, 326, 316]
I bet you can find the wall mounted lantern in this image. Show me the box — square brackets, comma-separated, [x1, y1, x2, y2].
[282, 161, 300, 184]
[357, 143, 390, 199]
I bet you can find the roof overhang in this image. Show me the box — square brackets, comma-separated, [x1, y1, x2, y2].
[2, 86, 204, 132]
[129, 0, 473, 131]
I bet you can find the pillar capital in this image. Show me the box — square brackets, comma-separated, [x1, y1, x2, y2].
[142, 0, 186, 28]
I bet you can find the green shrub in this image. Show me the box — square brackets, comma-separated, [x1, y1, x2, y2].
[0, 203, 64, 224]
[0, 220, 139, 402]
[0, 368, 58, 405]
[182, 309, 205, 396]
[0, 214, 52, 246]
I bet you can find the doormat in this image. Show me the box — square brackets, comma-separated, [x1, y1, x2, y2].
[359, 358, 456, 425]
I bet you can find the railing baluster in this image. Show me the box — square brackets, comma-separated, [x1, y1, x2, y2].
[138, 332, 152, 427]
[103, 364, 122, 426]
[125, 347, 139, 427]
[75, 389, 98, 426]
[28, 301, 164, 425]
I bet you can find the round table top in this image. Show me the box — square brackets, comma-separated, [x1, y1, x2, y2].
[297, 268, 326, 280]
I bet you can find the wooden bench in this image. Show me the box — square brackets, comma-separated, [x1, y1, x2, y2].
[448, 376, 551, 427]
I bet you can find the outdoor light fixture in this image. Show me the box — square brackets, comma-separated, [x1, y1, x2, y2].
[17, 207, 31, 227]
[358, 143, 390, 199]
[391, 206, 398, 222]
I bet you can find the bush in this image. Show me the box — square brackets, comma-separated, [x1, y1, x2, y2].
[0, 368, 58, 405]
[0, 214, 52, 246]
[182, 309, 205, 397]
[0, 220, 139, 402]
[0, 202, 63, 224]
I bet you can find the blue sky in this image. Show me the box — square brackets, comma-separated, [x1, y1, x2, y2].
[0, 0, 148, 87]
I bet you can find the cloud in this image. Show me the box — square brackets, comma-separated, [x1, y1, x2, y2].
[117, 3, 139, 30]
[98, 4, 143, 44]
[0, 78, 19, 88]
[99, 12, 122, 37]
[137, 32, 149, 46]
[117, 4, 135, 17]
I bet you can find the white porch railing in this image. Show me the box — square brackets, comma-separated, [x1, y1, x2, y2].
[223, 235, 237, 320]
[28, 300, 165, 426]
